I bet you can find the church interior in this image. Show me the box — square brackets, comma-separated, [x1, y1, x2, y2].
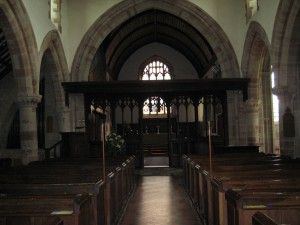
[0, 0, 300, 224]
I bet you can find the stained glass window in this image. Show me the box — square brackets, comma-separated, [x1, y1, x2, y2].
[143, 96, 167, 115]
[140, 57, 172, 116]
[141, 60, 172, 80]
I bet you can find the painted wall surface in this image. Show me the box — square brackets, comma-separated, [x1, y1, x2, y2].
[64, 0, 118, 71]
[21, 0, 280, 73]
[251, 0, 280, 42]
[118, 43, 198, 80]
[212, 0, 246, 73]
[22, 0, 56, 51]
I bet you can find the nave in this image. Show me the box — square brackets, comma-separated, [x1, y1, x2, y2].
[118, 168, 203, 225]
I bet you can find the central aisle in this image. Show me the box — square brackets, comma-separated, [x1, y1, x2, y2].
[118, 168, 203, 225]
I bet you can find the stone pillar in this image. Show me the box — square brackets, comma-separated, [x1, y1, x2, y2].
[274, 87, 295, 157]
[17, 95, 42, 165]
[245, 100, 262, 147]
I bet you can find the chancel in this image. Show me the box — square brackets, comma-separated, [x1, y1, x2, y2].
[0, 1, 299, 225]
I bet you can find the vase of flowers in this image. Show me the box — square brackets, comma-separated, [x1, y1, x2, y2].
[105, 132, 125, 156]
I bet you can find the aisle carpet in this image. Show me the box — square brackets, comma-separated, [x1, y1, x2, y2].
[136, 167, 183, 176]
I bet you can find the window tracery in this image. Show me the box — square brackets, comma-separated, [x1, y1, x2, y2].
[140, 57, 172, 80]
[139, 57, 173, 117]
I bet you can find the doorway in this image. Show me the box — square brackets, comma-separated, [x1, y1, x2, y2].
[143, 118, 170, 167]
[143, 132, 169, 167]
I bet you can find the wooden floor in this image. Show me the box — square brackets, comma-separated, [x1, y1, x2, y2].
[118, 168, 203, 225]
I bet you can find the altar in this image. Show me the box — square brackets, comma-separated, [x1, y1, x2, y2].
[143, 133, 168, 147]
[143, 133, 176, 156]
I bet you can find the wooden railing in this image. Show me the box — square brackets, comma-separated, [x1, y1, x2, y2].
[43, 140, 62, 160]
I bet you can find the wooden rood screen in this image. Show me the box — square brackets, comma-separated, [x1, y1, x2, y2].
[183, 153, 300, 225]
[62, 79, 249, 167]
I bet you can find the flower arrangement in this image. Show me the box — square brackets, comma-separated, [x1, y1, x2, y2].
[105, 132, 125, 156]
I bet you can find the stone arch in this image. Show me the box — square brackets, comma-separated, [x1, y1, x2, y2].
[0, 0, 39, 95]
[271, 0, 300, 110]
[71, 0, 240, 81]
[39, 30, 71, 133]
[271, 0, 300, 157]
[271, 0, 300, 89]
[0, 73, 17, 149]
[241, 21, 271, 100]
[0, 0, 41, 164]
[240, 21, 272, 152]
[39, 30, 70, 111]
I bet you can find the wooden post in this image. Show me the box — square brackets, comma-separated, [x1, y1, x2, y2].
[102, 123, 106, 182]
[208, 121, 212, 176]
[101, 121, 109, 225]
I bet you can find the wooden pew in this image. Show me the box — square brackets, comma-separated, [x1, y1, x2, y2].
[0, 194, 91, 225]
[252, 212, 280, 225]
[226, 189, 300, 225]
[206, 164, 298, 225]
[214, 145, 259, 154]
[183, 152, 283, 196]
[182, 153, 300, 225]
[0, 181, 105, 225]
[0, 156, 136, 225]
[183, 154, 285, 220]
[211, 176, 300, 225]
[49, 217, 64, 225]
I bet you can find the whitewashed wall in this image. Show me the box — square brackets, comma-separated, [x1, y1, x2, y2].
[118, 43, 198, 80]
[21, 0, 280, 74]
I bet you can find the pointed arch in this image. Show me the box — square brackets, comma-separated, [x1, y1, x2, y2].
[241, 21, 274, 153]
[71, 0, 240, 81]
[39, 31, 71, 138]
[0, 0, 39, 95]
[241, 21, 271, 100]
[271, 0, 300, 89]
[271, 0, 300, 158]
[39, 30, 70, 111]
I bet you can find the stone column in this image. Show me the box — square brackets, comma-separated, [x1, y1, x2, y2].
[245, 100, 262, 147]
[274, 86, 295, 157]
[17, 95, 42, 165]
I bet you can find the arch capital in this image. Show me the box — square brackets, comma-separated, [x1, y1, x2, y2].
[16, 95, 42, 107]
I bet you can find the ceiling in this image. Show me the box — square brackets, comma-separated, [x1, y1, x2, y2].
[102, 9, 217, 80]
[0, 28, 12, 80]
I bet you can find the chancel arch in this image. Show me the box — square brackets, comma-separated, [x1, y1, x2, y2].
[71, 0, 239, 82]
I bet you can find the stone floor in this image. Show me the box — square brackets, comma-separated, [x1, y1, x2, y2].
[117, 168, 203, 225]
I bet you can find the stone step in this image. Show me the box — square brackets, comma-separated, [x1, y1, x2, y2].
[144, 147, 168, 156]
